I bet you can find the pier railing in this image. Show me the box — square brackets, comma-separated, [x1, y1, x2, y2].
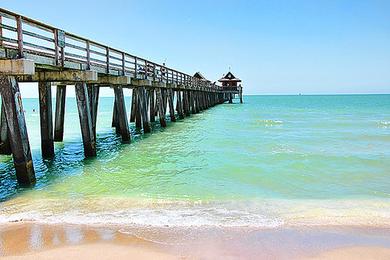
[0, 8, 220, 91]
[0, 8, 236, 186]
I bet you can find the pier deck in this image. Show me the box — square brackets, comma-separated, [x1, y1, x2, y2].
[0, 8, 240, 185]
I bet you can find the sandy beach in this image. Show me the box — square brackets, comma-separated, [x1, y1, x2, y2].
[1, 222, 390, 259]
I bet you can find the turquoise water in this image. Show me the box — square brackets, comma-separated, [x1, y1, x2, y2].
[0, 94, 389, 227]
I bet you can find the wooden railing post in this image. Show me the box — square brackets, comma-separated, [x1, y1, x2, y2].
[106, 47, 110, 74]
[0, 15, 3, 46]
[16, 16, 24, 58]
[134, 57, 138, 78]
[122, 52, 125, 76]
[152, 63, 155, 81]
[60, 32, 65, 67]
[54, 29, 59, 66]
[86, 40, 91, 70]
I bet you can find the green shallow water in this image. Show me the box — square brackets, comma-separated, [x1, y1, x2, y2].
[0, 94, 389, 227]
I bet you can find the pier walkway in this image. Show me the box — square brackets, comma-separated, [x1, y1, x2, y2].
[0, 8, 242, 185]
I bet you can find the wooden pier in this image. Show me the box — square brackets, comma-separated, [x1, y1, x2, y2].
[0, 8, 243, 185]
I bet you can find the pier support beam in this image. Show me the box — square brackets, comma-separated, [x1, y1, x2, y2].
[156, 88, 166, 127]
[138, 87, 151, 133]
[167, 89, 176, 122]
[87, 84, 99, 138]
[183, 90, 190, 116]
[149, 88, 155, 123]
[162, 89, 168, 116]
[0, 102, 12, 155]
[129, 88, 137, 123]
[176, 90, 184, 119]
[130, 88, 142, 129]
[75, 82, 96, 157]
[112, 99, 118, 129]
[114, 86, 131, 143]
[191, 91, 197, 114]
[0, 75, 35, 185]
[54, 85, 66, 142]
[38, 81, 54, 158]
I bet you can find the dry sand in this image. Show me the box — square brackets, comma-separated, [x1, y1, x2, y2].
[1, 222, 389, 259]
[305, 247, 390, 260]
[2, 243, 176, 260]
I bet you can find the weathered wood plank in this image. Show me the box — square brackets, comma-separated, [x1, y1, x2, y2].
[18, 70, 98, 82]
[0, 75, 35, 185]
[0, 59, 35, 75]
[38, 81, 54, 158]
[97, 75, 131, 85]
[75, 82, 96, 157]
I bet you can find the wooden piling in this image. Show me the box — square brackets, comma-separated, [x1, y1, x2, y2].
[149, 88, 155, 122]
[134, 88, 142, 129]
[38, 81, 54, 158]
[190, 91, 197, 114]
[167, 89, 176, 122]
[114, 86, 131, 143]
[183, 90, 190, 116]
[0, 75, 35, 185]
[87, 84, 99, 138]
[176, 90, 184, 119]
[197, 92, 201, 112]
[75, 82, 96, 157]
[112, 99, 119, 129]
[91, 85, 100, 136]
[162, 89, 168, 115]
[138, 86, 151, 133]
[156, 88, 166, 127]
[54, 85, 66, 142]
[0, 101, 12, 155]
[130, 88, 137, 123]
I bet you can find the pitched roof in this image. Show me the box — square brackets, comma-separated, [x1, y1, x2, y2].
[218, 72, 242, 82]
[193, 72, 207, 81]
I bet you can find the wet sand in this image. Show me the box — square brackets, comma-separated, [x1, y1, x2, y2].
[0, 222, 390, 259]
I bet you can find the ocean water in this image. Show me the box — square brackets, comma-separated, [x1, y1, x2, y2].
[0, 94, 389, 228]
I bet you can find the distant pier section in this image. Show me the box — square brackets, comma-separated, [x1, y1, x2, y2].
[0, 8, 243, 186]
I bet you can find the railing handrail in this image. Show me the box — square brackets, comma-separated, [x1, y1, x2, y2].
[0, 8, 224, 92]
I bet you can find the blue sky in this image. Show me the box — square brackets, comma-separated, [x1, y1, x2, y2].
[2, 0, 390, 95]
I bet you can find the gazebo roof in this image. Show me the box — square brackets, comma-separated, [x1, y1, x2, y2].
[193, 72, 208, 81]
[218, 72, 242, 82]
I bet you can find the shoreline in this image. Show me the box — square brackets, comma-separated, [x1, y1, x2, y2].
[1, 222, 390, 259]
